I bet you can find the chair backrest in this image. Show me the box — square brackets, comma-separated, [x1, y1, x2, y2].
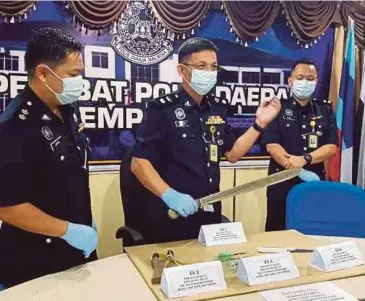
[286, 181, 365, 238]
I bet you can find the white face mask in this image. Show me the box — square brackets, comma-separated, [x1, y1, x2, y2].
[188, 69, 217, 96]
[292, 79, 317, 100]
[44, 67, 83, 105]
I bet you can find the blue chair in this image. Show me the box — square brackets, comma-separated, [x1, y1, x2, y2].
[286, 181, 365, 237]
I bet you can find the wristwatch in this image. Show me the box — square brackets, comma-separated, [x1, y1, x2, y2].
[303, 153, 312, 165]
[252, 121, 265, 133]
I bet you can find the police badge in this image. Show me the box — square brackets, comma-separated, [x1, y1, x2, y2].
[111, 1, 173, 65]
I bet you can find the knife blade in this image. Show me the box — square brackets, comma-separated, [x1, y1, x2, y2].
[168, 168, 301, 219]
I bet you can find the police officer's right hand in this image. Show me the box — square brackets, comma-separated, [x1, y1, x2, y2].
[61, 222, 98, 258]
[161, 188, 198, 218]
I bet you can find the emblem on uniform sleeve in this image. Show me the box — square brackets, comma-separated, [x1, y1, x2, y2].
[41, 126, 54, 141]
[110, 1, 173, 65]
[175, 108, 186, 120]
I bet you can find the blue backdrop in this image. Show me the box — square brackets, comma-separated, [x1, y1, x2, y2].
[0, 2, 335, 170]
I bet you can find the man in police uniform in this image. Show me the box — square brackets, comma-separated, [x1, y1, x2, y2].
[262, 59, 338, 231]
[0, 28, 98, 288]
[130, 38, 281, 244]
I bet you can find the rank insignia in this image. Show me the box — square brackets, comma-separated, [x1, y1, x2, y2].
[206, 116, 225, 125]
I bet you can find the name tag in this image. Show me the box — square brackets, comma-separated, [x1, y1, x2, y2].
[237, 252, 300, 286]
[308, 134, 318, 148]
[209, 144, 218, 163]
[309, 241, 364, 272]
[160, 261, 226, 298]
[198, 222, 247, 247]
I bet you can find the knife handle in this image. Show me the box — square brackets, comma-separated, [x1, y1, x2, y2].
[168, 209, 180, 219]
[167, 199, 202, 219]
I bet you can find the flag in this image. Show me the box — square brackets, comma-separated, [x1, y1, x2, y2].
[327, 18, 356, 183]
[356, 59, 365, 188]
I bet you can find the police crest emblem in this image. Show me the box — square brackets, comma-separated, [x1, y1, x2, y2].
[41, 126, 54, 141]
[111, 1, 173, 65]
[175, 108, 186, 120]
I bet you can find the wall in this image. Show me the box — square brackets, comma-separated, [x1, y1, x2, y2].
[90, 168, 268, 259]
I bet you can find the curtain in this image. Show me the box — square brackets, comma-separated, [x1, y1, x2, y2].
[0, 1, 36, 22]
[282, 1, 338, 45]
[149, 1, 211, 37]
[68, 1, 128, 29]
[223, 1, 280, 43]
[341, 1, 365, 48]
[61, 1, 365, 48]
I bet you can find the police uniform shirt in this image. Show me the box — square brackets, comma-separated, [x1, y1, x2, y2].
[0, 86, 94, 286]
[132, 87, 236, 239]
[262, 97, 338, 198]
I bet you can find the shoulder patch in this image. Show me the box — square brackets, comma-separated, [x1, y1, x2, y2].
[208, 95, 230, 106]
[153, 93, 179, 107]
[0, 94, 27, 124]
[315, 99, 333, 105]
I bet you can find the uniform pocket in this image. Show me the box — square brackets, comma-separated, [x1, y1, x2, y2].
[173, 131, 200, 154]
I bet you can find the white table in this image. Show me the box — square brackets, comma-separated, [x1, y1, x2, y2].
[1, 235, 365, 301]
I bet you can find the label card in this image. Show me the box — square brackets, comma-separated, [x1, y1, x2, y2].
[309, 241, 364, 272]
[160, 261, 227, 299]
[260, 282, 359, 301]
[198, 222, 247, 247]
[237, 252, 300, 286]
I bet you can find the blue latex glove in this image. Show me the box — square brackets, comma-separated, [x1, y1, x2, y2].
[298, 169, 320, 182]
[161, 188, 198, 218]
[61, 222, 98, 258]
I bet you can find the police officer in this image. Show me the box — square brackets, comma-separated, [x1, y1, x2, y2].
[130, 38, 281, 244]
[262, 59, 338, 231]
[0, 28, 98, 288]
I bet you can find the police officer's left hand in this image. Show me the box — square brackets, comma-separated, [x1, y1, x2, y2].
[255, 97, 281, 127]
[284, 155, 306, 169]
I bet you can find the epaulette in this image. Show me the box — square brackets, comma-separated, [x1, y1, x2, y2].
[207, 95, 230, 106]
[314, 99, 333, 105]
[153, 93, 179, 106]
[0, 96, 31, 124]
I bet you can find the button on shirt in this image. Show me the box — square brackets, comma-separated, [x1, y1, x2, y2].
[132, 87, 236, 215]
[262, 97, 338, 198]
[0, 86, 94, 286]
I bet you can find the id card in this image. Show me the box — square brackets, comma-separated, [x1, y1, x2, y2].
[308, 134, 318, 149]
[209, 144, 218, 163]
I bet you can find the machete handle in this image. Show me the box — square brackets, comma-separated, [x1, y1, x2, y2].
[168, 209, 180, 219]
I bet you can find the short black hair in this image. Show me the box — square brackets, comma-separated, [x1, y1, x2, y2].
[178, 37, 218, 63]
[25, 27, 83, 77]
[291, 58, 318, 74]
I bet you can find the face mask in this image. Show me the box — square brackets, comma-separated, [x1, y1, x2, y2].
[188, 69, 217, 96]
[292, 79, 317, 100]
[44, 67, 83, 105]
